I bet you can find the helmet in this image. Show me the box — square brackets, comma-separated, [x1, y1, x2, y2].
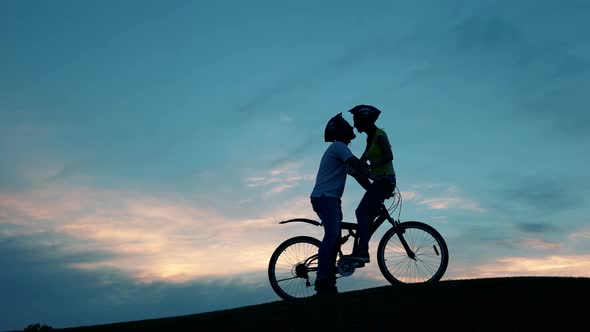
[348, 104, 381, 123]
[324, 113, 344, 142]
[324, 113, 355, 142]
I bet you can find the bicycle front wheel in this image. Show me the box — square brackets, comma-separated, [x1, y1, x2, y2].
[268, 236, 320, 301]
[377, 221, 449, 284]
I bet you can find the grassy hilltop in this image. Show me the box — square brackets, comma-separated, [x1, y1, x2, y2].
[23, 276, 590, 332]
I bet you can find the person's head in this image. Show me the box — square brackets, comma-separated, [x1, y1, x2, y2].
[348, 104, 381, 133]
[324, 113, 356, 144]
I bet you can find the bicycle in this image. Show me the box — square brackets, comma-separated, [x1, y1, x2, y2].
[268, 187, 449, 301]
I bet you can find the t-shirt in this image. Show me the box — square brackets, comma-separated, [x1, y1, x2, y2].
[310, 141, 355, 198]
[366, 128, 394, 177]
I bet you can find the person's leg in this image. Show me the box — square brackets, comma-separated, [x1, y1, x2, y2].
[352, 181, 382, 260]
[348, 175, 397, 262]
[311, 196, 341, 293]
[378, 175, 396, 199]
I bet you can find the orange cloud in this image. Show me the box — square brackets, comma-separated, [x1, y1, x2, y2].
[450, 255, 590, 280]
[0, 182, 319, 283]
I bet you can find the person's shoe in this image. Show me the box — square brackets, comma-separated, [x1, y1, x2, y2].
[314, 278, 338, 297]
[314, 288, 338, 297]
[341, 252, 370, 263]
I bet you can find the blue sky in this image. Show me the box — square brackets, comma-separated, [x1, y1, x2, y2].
[1, 0, 589, 330]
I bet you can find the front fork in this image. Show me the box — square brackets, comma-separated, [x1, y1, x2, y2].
[386, 214, 416, 260]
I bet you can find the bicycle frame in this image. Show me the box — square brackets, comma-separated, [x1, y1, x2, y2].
[280, 202, 415, 259]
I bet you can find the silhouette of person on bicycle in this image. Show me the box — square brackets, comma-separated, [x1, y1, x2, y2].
[270, 111, 447, 299]
[310, 113, 372, 295]
[343, 105, 396, 263]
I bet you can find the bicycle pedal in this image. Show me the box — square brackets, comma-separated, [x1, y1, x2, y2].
[337, 261, 357, 276]
[351, 261, 365, 268]
[340, 258, 365, 268]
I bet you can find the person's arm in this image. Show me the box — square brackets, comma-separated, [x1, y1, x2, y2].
[360, 150, 368, 164]
[369, 134, 393, 169]
[345, 156, 372, 190]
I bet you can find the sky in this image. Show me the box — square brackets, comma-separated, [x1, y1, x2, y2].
[1, 0, 589, 330]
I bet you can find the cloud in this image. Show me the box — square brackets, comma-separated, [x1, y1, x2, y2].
[244, 161, 314, 197]
[0, 159, 331, 330]
[0, 182, 382, 330]
[268, 135, 317, 169]
[0, 235, 278, 330]
[569, 228, 590, 242]
[503, 176, 585, 216]
[1, 178, 588, 330]
[418, 197, 486, 212]
[517, 222, 555, 234]
[389, 2, 590, 140]
[518, 77, 590, 137]
[442, 220, 590, 279]
[401, 185, 486, 213]
[451, 221, 570, 252]
[0, 181, 314, 284]
[519, 238, 562, 250]
[0, 230, 390, 331]
[474, 255, 590, 277]
[446, 253, 590, 280]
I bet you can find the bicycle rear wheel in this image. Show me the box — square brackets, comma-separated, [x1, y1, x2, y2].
[377, 221, 448, 284]
[268, 236, 320, 301]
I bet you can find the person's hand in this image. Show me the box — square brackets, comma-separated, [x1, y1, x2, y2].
[361, 165, 371, 175]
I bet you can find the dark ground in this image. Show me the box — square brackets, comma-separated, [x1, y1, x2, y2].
[26, 276, 590, 332]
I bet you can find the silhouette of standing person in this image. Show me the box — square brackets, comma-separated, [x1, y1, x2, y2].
[310, 113, 371, 295]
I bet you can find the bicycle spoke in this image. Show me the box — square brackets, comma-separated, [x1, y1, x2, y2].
[378, 222, 448, 285]
[268, 236, 320, 301]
